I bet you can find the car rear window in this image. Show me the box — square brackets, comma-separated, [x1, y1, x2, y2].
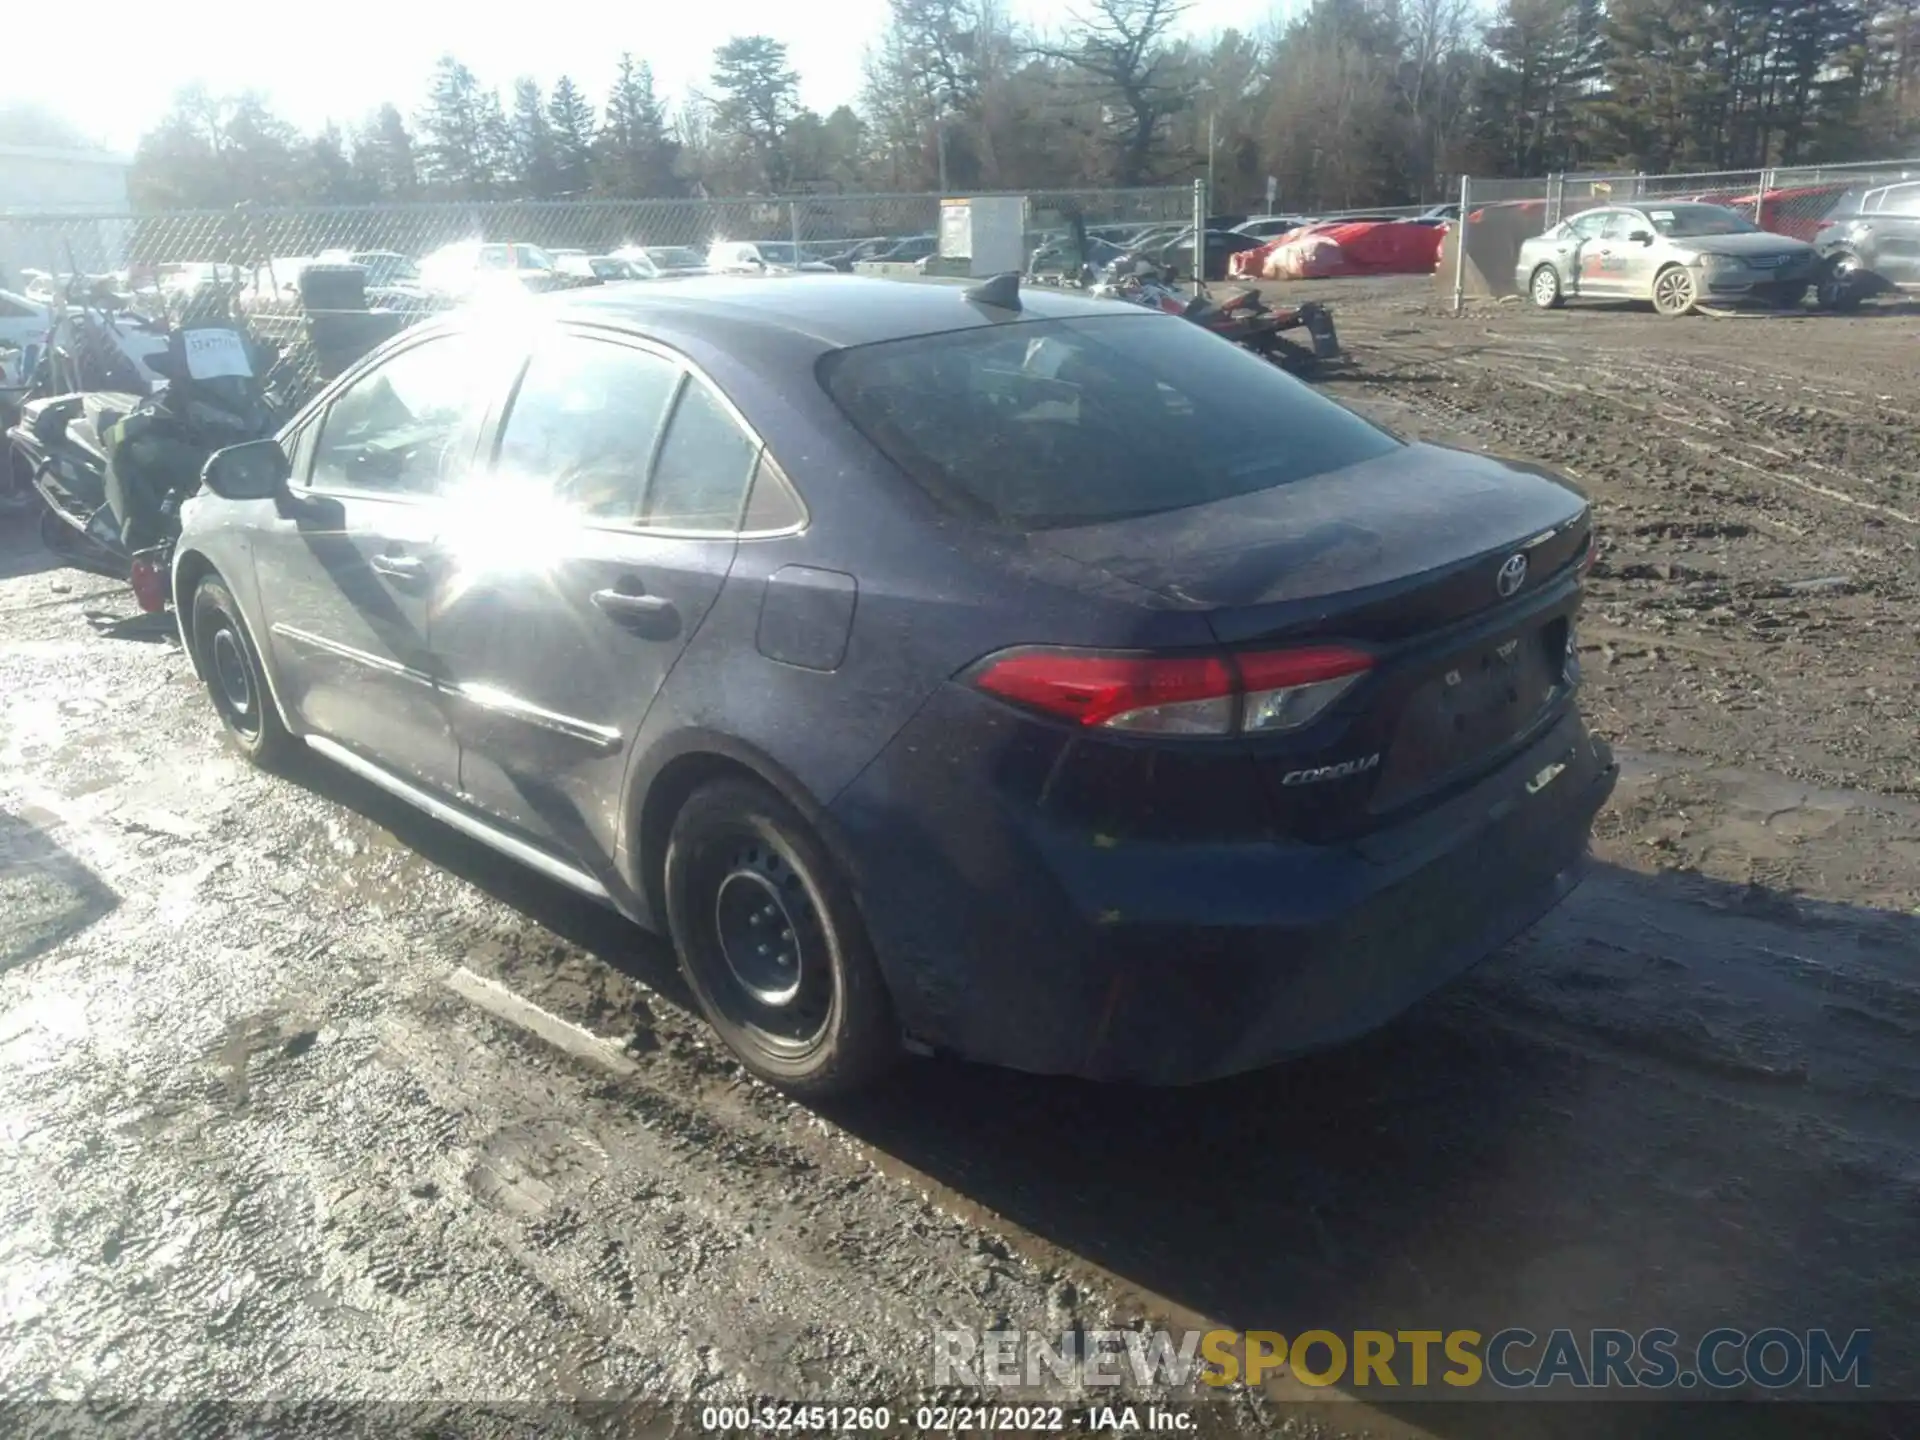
[819, 313, 1400, 529]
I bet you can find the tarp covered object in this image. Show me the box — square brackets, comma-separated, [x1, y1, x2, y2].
[1674, 184, 1854, 242]
[1436, 200, 1549, 300]
[1231, 220, 1445, 281]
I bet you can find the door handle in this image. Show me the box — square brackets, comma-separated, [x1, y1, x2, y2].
[592, 587, 675, 620]
[370, 553, 429, 586]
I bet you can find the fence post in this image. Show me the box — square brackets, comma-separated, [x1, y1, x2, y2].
[1452, 173, 1470, 315]
[1191, 177, 1206, 296]
[789, 200, 802, 259]
[1757, 167, 1777, 226]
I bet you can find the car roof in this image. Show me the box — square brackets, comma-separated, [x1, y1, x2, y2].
[546, 272, 1138, 350]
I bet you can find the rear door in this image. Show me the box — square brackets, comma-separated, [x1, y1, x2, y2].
[251, 330, 500, 789]
[428, 327, 761, 865]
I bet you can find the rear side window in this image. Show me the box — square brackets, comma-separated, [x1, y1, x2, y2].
[820, 314, 1400, 529]
[644, 380, 760, 531]
[493, 336, 680, 520]
[1878, 183, 1920, 217]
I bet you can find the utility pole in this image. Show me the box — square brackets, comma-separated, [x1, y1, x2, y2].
[1207, 105, 1216, 200]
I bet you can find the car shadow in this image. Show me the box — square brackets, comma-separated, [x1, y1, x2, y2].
[270, 746, 694, 1011]
[0, 808, 120, 976]
[815, 859, 1916, 1429]
[0, 514, 65, 582]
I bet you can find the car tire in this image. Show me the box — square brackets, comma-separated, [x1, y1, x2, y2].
[663, 777, 898, 1098]
[191, 574, 293, 768]
[1651, 264, 1697, 317]
[1529, 264, 1564, 310]
[1816, 259, 1864, 312]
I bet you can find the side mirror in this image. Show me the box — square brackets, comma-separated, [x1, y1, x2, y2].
[201, 438, 290, 501]
[1629, 230, 1654, 245]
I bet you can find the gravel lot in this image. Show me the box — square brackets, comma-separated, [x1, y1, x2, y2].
[3, 283, 1917, 1437]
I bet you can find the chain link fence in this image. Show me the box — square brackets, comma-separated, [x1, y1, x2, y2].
[1450, 157, 1920, 308]
[0, 186, 1192, 405]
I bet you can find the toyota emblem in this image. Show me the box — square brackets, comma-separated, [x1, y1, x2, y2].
[1496, 553, 1529, 598]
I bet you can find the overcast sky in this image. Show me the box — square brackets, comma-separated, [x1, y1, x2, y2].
[18, 0, 1277, 155]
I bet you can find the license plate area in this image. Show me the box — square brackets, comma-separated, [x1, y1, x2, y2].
[1369, 619, 1567, 812]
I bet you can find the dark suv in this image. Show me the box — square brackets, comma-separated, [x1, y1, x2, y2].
[1813, 180, 1920, 308]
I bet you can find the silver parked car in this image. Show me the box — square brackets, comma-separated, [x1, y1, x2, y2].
[1517, 203, 1818, 316]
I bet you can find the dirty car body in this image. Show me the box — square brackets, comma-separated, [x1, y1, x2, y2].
[172, 275, 1615, 1086]
[1517, 203, 1817, 309]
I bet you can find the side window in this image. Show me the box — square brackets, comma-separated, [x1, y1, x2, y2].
[644, 380, 760, 532]
[493, 336, 681, 521]
[309, 335, 490, 497]
[1565, 211, 1610, 240]
[1601, 212, 1641, 241]
[1881, 183, 1920, 217]
[742, 450, 807, 533]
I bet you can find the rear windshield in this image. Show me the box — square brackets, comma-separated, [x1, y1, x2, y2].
[819, 313, 1400, 529]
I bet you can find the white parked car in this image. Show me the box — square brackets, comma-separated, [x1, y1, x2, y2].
[0, 289, 51, 351]
[705, 241, 835, 274]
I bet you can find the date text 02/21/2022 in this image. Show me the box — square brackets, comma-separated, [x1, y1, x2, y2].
[698, 1403, 1197, 1432]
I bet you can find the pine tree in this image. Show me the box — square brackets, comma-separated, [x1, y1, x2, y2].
[304, 123, 369, 203]
[417, 55, 497, 196]
[711, 36, 803, 191]
[547, 75, 597, 195]
[350, 103, 420, 199]
[510, 77, 560, 196]
[597, 54, 682, 197]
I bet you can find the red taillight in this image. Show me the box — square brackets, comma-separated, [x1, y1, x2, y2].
[968, 645, 1372, 736]
[1577, 529, 1598, 576]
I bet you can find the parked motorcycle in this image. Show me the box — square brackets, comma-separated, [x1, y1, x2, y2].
[7, 287, 279, 612]
[1040, 211, 1346, 376]
[1089, 253, 1346, 376]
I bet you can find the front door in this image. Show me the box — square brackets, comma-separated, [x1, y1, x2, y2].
[428, 330, 758, 870]
[252, 331, 498, 790]
[1601, 210, 1661, 296]
[1571, 210, 1631, 295]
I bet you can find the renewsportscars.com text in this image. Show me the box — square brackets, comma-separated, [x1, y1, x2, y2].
[934, 1326, 1871, 1392]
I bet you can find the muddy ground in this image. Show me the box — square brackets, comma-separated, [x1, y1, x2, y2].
[2, 284, 1918, 1438]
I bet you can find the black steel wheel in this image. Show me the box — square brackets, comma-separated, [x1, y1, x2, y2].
[664, 777, 897, 1097]
[191, 574, 293, 767]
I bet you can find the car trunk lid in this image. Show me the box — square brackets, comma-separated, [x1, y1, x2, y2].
[1032, 442, 1591, 836]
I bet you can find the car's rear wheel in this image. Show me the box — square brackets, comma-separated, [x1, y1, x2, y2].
[1651, 264, 1697, 317]
[192, 574, 293, 768]
[663, 777, 897, 1098]
[1529, 264, 1564, 310]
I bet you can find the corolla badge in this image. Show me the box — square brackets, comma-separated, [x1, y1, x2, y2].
[1496, 552, 1529, 598]
[1281, 753, 1381, 787]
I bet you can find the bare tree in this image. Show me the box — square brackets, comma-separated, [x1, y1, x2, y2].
[1038, 0, 1193, 185]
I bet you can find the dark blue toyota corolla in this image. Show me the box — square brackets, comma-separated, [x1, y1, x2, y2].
[174, 274, 1616, 1096]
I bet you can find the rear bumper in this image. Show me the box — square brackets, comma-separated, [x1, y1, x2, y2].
[832, 697, 1616, 1084]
